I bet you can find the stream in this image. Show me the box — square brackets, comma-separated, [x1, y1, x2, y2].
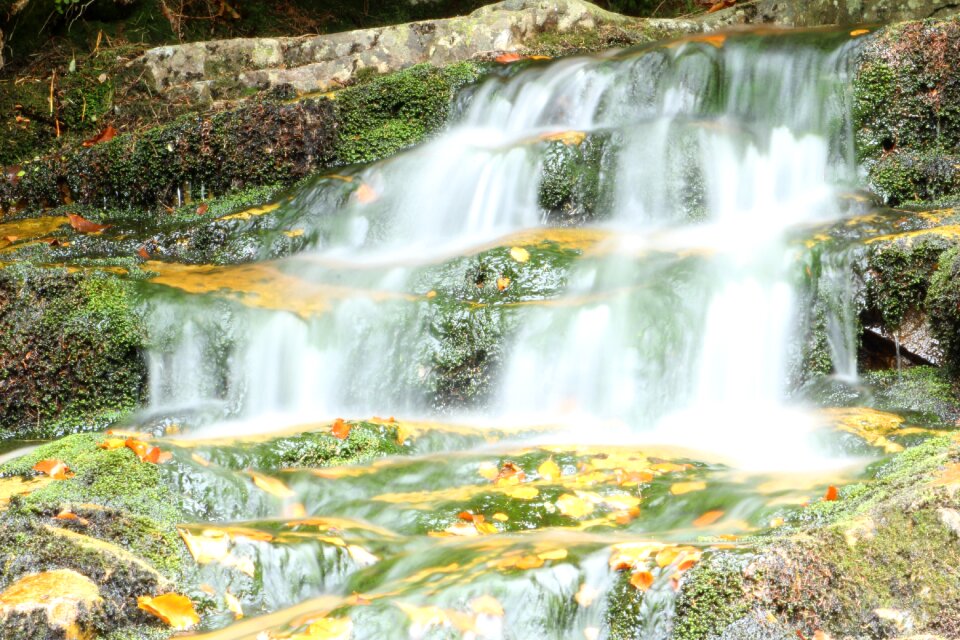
[72, 26, 944, 639]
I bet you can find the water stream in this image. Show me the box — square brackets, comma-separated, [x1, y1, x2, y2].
[133, 28, 898, 639]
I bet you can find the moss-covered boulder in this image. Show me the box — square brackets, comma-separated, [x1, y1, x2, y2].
[0, 266, 147, 438]
[671, 436, 960, 639]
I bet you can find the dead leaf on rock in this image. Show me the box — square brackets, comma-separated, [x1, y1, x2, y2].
[32, 459, 74, 480]
[66, 213, 110, 234]
[81, 124, 118, 147]
[137, 593, 200, 630]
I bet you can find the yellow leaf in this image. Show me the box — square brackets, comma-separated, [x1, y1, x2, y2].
[538, 548, 568, 561]
[537, 457, 560, 481]
[97, 438, 126, 450]
[503, 485, 539, 500]
[540, 130, 587, 146]
[425, 290, 437, 299]
[556, 493, 594, 518]
[32, 459, 74, 480]
[224, 592, 243, 618]
[575, 583, 599, 607]
[609, 542, 664, 571]
[347, 545, 379, 566]
[850, 29, 869, 37]
[137, 593, 200, 630]
[475, 521, 498, 535]
[496, 276, 511, 291]
[515, 554, 545, 570]
[247, 470, 295, 498]
[670, 481, 706, 495]
[492, 512, 509, 522]
[478, 462, 499, 481]
[469, 595, 504, 617]
[290, 617, 354, 640]
[510, 246, 530, 263]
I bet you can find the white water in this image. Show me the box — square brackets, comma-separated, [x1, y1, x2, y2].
[146, 31, 864, 467]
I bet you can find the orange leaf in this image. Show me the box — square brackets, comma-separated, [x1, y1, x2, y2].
[496, 276, 511, 291]
[331, 418, 351, 440]
[137, 246, 150, 259]
[81, 124, 118, 147]
[495, 52, 523, 64]
[196, 202, 209, 215]
[55, 510, 89, 525]
[707, 0, 736, 13]
[32, 459, 74, 480]
[98, 438, 127, 450]
[824, 485, 839, 501]
[67, 213, 110, 234]
[692, 510, 724, 527]
[137, 593, 200, 630]
[247, 470, 295, 498]
[354, 183, 378, 204]
[494, 461, 525, 485]
[850, 29, 870, 37]
[629, 570, 655, 592]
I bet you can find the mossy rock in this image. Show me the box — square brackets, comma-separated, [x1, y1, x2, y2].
[671, 436, 960, 638]
[0, 266, 147, 438]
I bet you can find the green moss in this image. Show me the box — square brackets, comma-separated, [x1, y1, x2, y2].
[864, 366, 960, 425]
[926, 246, 960, 371]
[333, 62, 484, 165]
[865, 235, 952, 329]
[671, 554, 750, 640]
[0, 266, 147, 438]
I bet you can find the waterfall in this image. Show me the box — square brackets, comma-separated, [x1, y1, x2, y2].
[145, 29, 864, 463]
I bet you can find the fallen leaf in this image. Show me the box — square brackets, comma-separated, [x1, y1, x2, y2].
[492, 512, 509, 522]
[556, 493, 594, 518]
[470, 595, 504, 617]
[515, 554, 545, 570]
[630, 570, 655, 592]
[354, 183, 378, 204]
[331, 418, 351, 440]
[495, 52, 523, 64]
[692, 510, 724, 527]
[707, 0, 736, 13]
[496, 276, 511, 291]
[538, 548, 568, 561]
[247, 470, 295, 498]
[510, 246, 530, 263]
[137, 593, 200, 630]
[503, 485, 539, 500]
[824, 485, 839, 501]
[136, 246, 150, 259]
[478, 462, 499, 481]
[32, 459, 74, 480]
[289, 617, 353, 640]
[67, 213, 110, 234]
[54, 509, 89, 526]
[494, 461, 525, 485]
[98, 438, 127, 450]
[196, 202, 209, 215]
[670, 481, 707, 496]
[81, 124, 118, 147]
[426, 290, 437, 299]
[575, 583, 599, 607]
[850, 29, 870, 37]
[540, 130, 587, 146]
[124, 439, 170, 464]
[224, 591, 243, 618]
[537, 457, 560, 481]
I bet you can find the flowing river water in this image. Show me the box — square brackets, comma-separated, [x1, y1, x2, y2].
[87, 26, 948, 639]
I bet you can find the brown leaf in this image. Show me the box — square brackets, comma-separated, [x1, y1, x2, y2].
[124, 438, 171, 464]
[32, 459, 74, 480]
[137, 246, 150, 259]
[137, 593, 200, 630]
[54, 510, 89, 526]
[67, 213, 110, 234]
[81, 124, 118, 147]
[196, 202, 209, 215]
[331, 418, 351, 440]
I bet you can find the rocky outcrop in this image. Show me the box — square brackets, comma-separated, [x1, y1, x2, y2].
[137, 0, 700, 102]
[707, 0, 960, 27]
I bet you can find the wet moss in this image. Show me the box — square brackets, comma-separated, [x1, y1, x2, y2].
[926, 246, 960, 371]
[864, 234, 952, 330]
[671, 553, 750, 640]
[854, 20, 960, 203]
[864, 366, 960, 425]
[332, 62, 484, 165]
[0, 266, 147, 438]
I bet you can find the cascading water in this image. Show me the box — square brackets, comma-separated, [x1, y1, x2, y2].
[147, 29, 862, 456]
[134, 29, 888, 640]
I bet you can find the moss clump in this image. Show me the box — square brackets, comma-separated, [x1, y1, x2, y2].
[854, 20, 960, 203]
[926, 246, 960, 371]
[864, 235, 952, 330]
[671, 553, 751, 640]
[332, 62, 484, 165]
[864, 365, 960, 425]
[538, 135, 611, 224]
[0, 266, 147, 438]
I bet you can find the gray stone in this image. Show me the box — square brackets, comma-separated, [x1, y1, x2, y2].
[704, 0, 960, 27]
